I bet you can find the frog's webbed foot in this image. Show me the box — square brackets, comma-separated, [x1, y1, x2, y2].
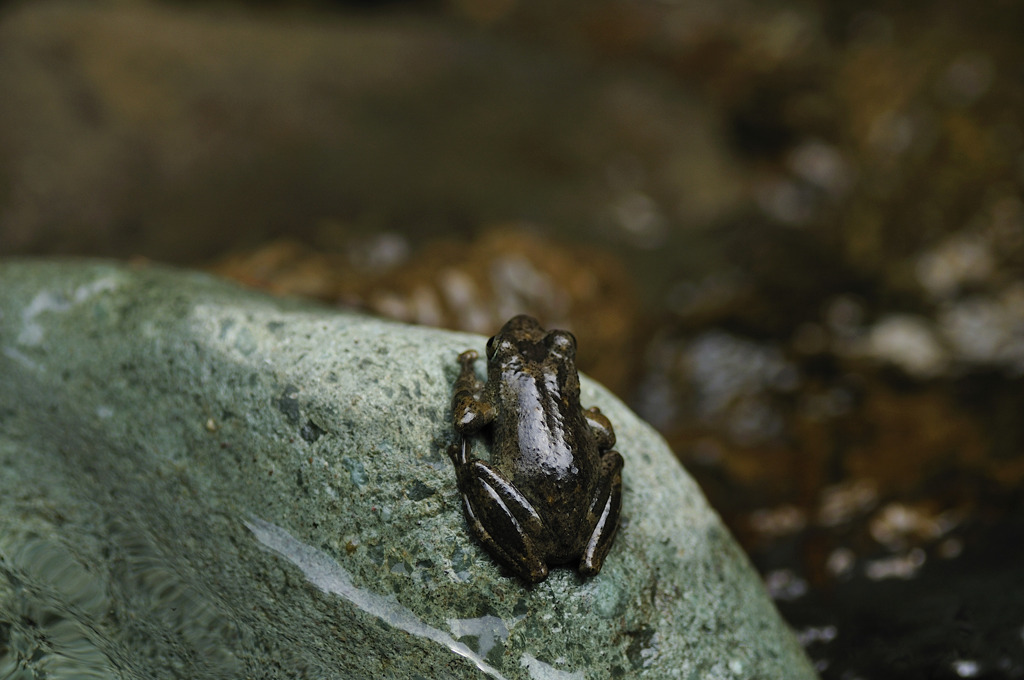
[451, 350, 494, 434]
[578, 449, 624, 577]
[450, 443, 551, 583]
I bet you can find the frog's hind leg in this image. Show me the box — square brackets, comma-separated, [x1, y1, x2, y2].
[449, 440, 551, 583]
[578, 449, 624, 577]
[584, 406, 616, 449]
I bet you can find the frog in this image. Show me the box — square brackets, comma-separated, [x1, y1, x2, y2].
[449, 315, 624, 583]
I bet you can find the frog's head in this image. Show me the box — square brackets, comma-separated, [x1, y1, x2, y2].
[486, 315, 577, 367]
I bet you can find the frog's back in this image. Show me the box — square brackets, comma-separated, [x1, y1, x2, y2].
[493, 369, 599, 548]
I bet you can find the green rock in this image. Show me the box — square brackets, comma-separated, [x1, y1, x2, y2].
[0, 260, 816, 679]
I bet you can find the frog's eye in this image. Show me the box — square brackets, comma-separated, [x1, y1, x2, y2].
[485, 335, 496, 359]
[547, 331, 576, 356]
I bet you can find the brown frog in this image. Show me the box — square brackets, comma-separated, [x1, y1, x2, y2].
[449, 315, 624, 583]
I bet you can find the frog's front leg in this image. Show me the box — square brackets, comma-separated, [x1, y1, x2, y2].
[578, 448, 624, 577]
[448, 440, 552, 583]
[451, 350, 494, 433]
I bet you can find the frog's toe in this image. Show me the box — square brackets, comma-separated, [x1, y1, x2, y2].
[522, 561, 549, 584]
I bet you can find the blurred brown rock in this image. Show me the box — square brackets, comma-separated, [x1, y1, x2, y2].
[210, 227, 642, 395]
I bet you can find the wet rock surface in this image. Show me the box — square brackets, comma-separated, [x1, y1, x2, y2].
[0, 260, 815, 679]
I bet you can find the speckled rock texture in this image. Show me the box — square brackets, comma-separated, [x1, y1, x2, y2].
[0, 260, 816, 679]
